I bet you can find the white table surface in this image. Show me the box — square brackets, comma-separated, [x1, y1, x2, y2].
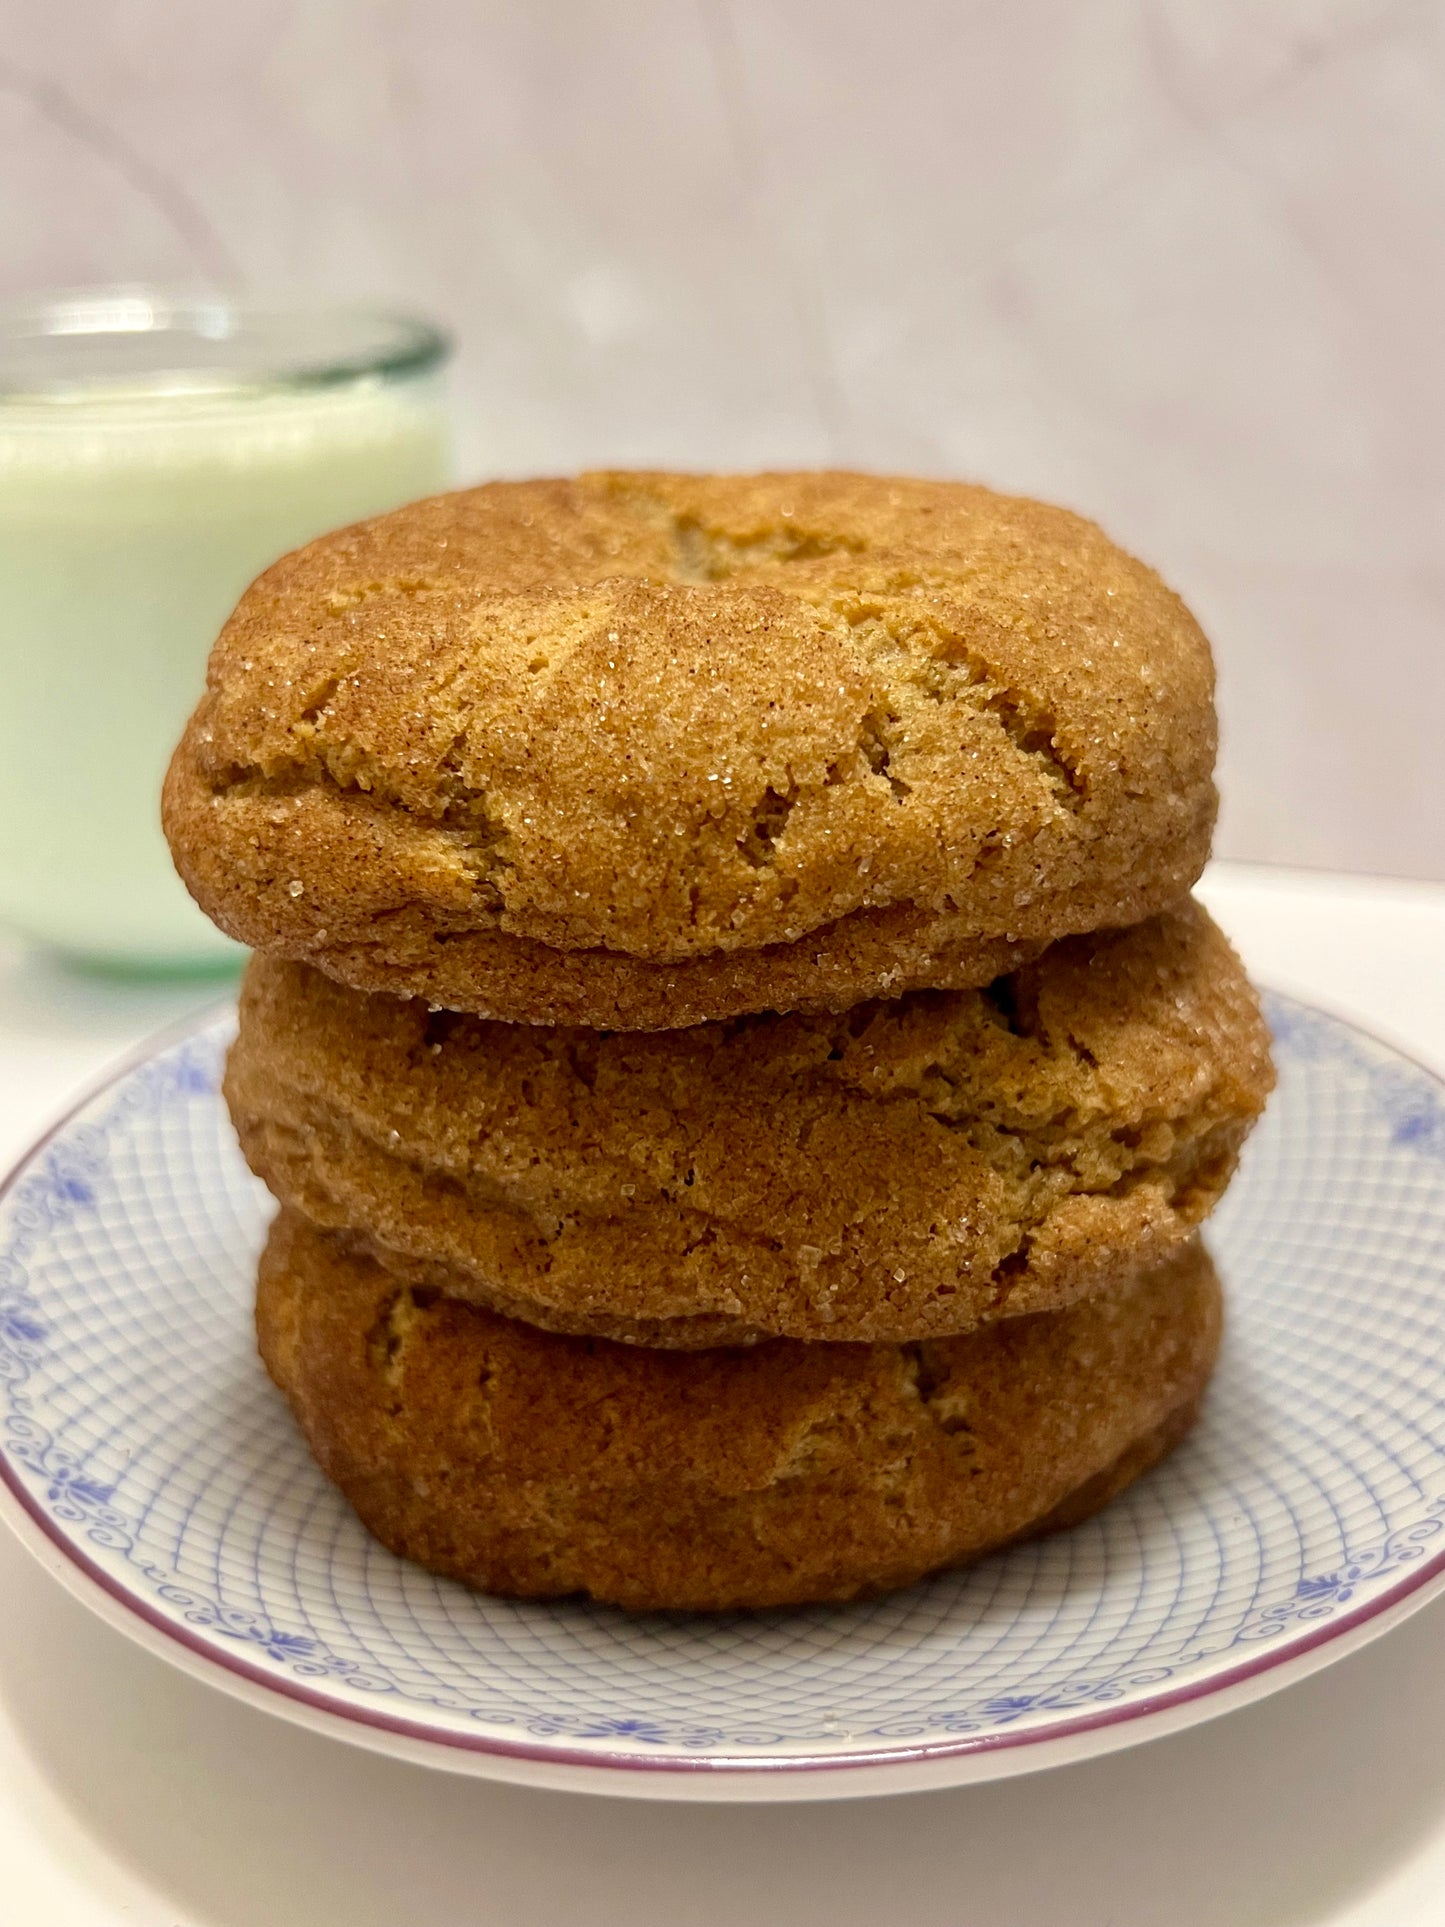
[2, 860, 1444, 1927]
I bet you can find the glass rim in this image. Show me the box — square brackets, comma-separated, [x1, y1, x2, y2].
[0, 285, 452, 405]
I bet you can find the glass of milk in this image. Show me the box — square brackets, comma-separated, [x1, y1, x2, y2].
[0, 288, 452, 972]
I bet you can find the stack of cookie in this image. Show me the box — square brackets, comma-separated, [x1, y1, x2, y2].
[164, 471, 1273, 1611]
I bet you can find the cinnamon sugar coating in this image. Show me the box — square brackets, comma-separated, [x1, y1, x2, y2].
[166, 471, 1216, 1027]
[257, 1211, 1222, 1611]
[228, 901, 1272, 1347]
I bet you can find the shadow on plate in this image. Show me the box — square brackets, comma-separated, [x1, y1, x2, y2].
[2, 1516, 1443, 1927]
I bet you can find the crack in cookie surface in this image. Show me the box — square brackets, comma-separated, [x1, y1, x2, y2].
[226, 900, 1273, 1347]
[165, 471, 1217, 1020]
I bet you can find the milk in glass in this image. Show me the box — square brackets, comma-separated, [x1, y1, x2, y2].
[0, 292, 451, 968]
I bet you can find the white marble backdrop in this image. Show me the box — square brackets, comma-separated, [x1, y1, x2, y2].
[3, 0, 1441, 877]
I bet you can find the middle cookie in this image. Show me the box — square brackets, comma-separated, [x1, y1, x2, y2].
[227, 899, 1273, 1348]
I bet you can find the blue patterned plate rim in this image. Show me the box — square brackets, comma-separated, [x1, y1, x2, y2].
[1, 990, 1444, 1790]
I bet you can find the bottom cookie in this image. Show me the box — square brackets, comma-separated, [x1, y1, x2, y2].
[257, 1211, 1223, 1612]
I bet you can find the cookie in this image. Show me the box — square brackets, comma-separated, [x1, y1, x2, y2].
[165, 470, 1217, 1028]
[257, 1211, 1222, 1612]
[228, 900, 1272, 1347]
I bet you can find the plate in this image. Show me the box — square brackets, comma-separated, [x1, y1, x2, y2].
[1, 993, 1444, 1801]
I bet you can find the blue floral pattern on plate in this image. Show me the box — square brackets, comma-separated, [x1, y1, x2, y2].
[2, 994, 1444, 1769]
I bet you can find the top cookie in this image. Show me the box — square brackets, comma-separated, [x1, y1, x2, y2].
[164, 471, 1217, 1027]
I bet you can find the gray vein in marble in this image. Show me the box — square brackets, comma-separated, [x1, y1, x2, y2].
[0, 56, 240, 288]
[1140, 1, 1417, 337]
[926, 0, 1428, 317]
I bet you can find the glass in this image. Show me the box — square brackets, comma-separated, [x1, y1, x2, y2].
[0, 288, 453, 972]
